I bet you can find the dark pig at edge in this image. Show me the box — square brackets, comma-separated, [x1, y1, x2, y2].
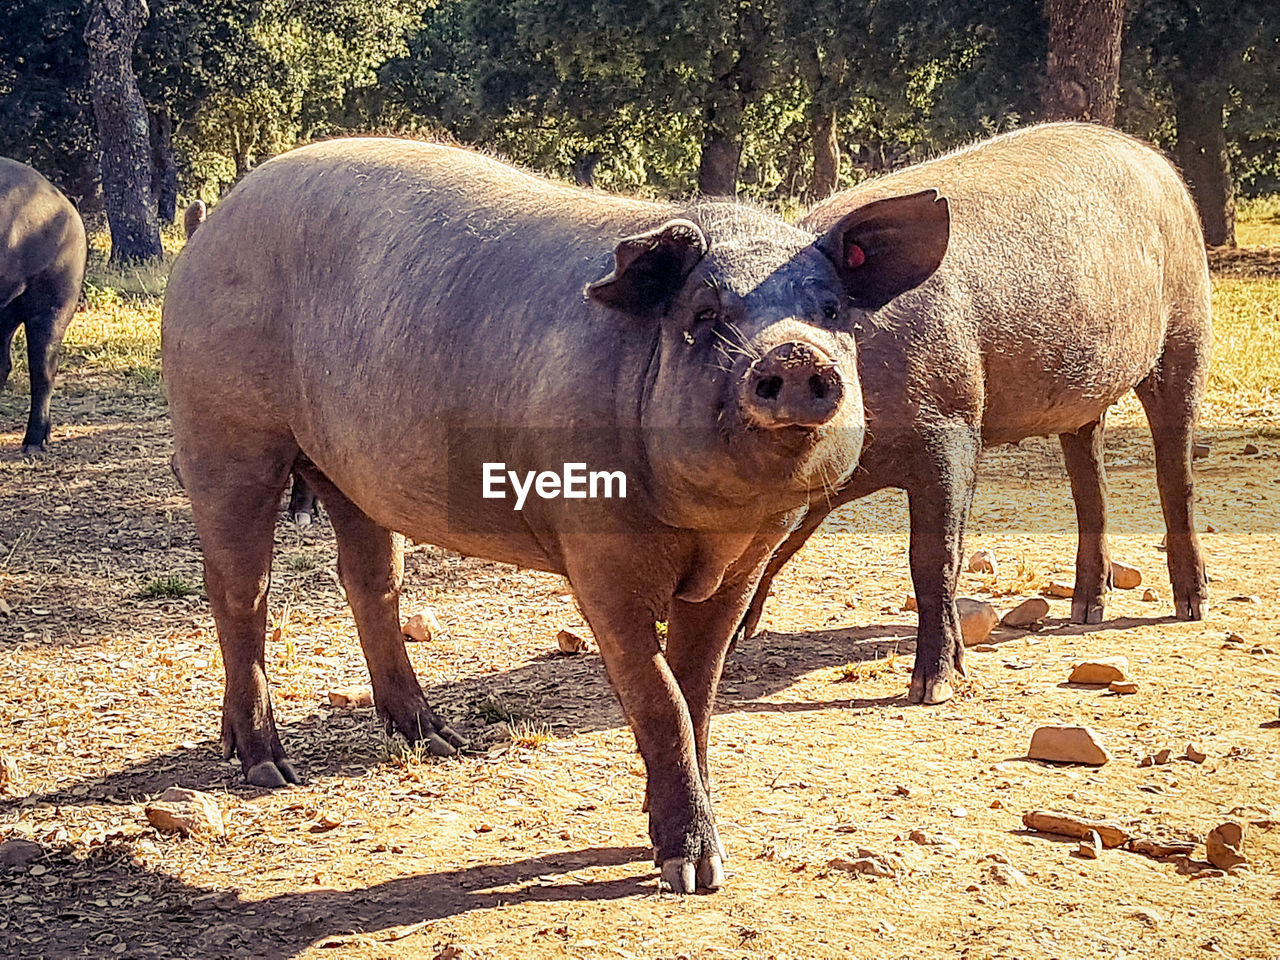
[162, 138, 950, 892]
[1, 158, 87, 452]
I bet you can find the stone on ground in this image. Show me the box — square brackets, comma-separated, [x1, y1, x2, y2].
[1205, 821, 1246, 870]
[145, 787, 225, 839]
[956, 598, 999, 647]
[1109, 680, 1139, 694]
[1043, 580, 1074, 598]
[1027, 726, 1111, 765]
[1002, 597, 1049, 628]
[968, 549, 997, 575]
[401, 607, 443, 642]
[556, 629, 590, 653]
[1110, 561, 1142, 589]
[1068, 657, 1129, 684]
[328, 687, 374, 708]
[1021, 810, 1129, 846]
[0, 839, 44, 869]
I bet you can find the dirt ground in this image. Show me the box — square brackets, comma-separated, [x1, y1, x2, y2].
[2, 348, 1280, 959]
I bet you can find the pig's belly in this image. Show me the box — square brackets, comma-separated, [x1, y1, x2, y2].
[978, 338, 1161, 446]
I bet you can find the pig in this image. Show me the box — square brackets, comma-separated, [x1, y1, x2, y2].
[163, 137, 949, 892]
[183, 197, 319, 526]
[182, 199, 206, 239]
[740, 122, 1211, 706]
[1, 158, 88, 452]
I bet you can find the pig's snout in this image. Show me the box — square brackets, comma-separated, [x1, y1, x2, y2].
[741, 341, 845, 429]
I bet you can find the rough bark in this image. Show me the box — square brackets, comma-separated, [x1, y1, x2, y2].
[696, 6, 770, 196]
[797, 42, 844, 203]
[1043, 0, 1125, 124]
[85, 0, 162, 262]
[1172, 84, 1236, 247]
[149, 110, 178, 224]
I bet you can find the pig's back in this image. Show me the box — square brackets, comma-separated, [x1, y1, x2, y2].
[803, 123, 1208, 444]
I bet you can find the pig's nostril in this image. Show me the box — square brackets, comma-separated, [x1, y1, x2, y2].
[809, 373, 828, 400]
[755, 375, 783, 401]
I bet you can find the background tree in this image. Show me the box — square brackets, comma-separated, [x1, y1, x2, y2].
[1127, 0, 1279, 246]
[1043, 0, 1125, 123]
[85, 0, 163, 261]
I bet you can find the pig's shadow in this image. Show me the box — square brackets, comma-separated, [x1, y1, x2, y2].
[0, 841, 655, 959]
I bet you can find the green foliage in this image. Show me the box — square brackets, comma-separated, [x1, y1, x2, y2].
[139, 575, 200, 599]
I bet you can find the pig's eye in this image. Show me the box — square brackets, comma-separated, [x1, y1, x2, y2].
[822, 300, 840, 321]
[693, 308, 718, 326]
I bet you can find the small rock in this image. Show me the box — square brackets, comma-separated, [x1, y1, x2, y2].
[401, 608, 443, 642]
[327, 687, 374, 708]
[145, 787, 225, 839]
[1223, 632, 1244, 645]
[903, 594, 918, 612]
[1206, 822, 1246, 870]
[1129, 837, 1196, 858]
[556, 629, 589, 654]
[1192, 442, 1210, 459]
[0, 839, 43, 869]
[1110, 561, 1142, 589]
[0, 596, 10, 617]
[1002, 597, 1050, 629]
[1129, 908, 1162, 928]
[1043, 580, 1074, 598]
[968, 549, 998, 575]
[1243, 442, 1259, 455]
[1027, 726, 1111, 766]
[985, 863, 1030, 887]
[1068, 657, 1129, 685]
[1076, 830, 1101, 859]
[973, 643, 998, 653]
[956, 598, 999, 647]
[951, 807, 968, 818]
[1141, 588, 1158, 602]
[1185, 743, 1207, 764]
[1250, 645, 1276, 655]
[1109, 680, 1139, 694]
[1021, 810, 1129, 846]
[1153, 748, 1173, 765]
[828, 848, 902, 878]
[1228, 594, 1261, 604]
[894, 784, 911, 797]
[908, 829, 949, 846]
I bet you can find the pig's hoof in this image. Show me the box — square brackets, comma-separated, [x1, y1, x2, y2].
[293, 510, 313, 527]
[660, 853, 724, 894]
[1070, 599, 1105, 624]
[247, 759, 301, 787]
[20, 443, 47, 456]
[908, 674, 954, 705]
[1175, 595, 1207, 620]
[425, 730, 463, 757]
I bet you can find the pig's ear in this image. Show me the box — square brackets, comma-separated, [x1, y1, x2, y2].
[586, 219, 708, 317]
[816, 189, 950, 311]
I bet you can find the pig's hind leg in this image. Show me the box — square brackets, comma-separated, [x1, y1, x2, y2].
[1135, 335, 1209, 619]
[1059, 415, 1111, 623]
[178, 436, 300, 787]
[295, 465, 466, 756]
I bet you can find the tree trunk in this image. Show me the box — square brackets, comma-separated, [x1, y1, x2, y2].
[1172, 85, 1236, 247]
[84, 0, 162, 262]
[697, 107, 743, 197]
[149, 110, 178, 224]
[1043, 0, 1125, 124]
[807, 107, 840, 202]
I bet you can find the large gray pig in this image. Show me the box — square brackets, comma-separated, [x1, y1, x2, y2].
[741, 122, 1211, 706]
[1, 158, 87, 452]
[162, 138, 950, 892]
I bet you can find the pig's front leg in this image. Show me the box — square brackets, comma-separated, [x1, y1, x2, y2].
[568, 558, 723, 894]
